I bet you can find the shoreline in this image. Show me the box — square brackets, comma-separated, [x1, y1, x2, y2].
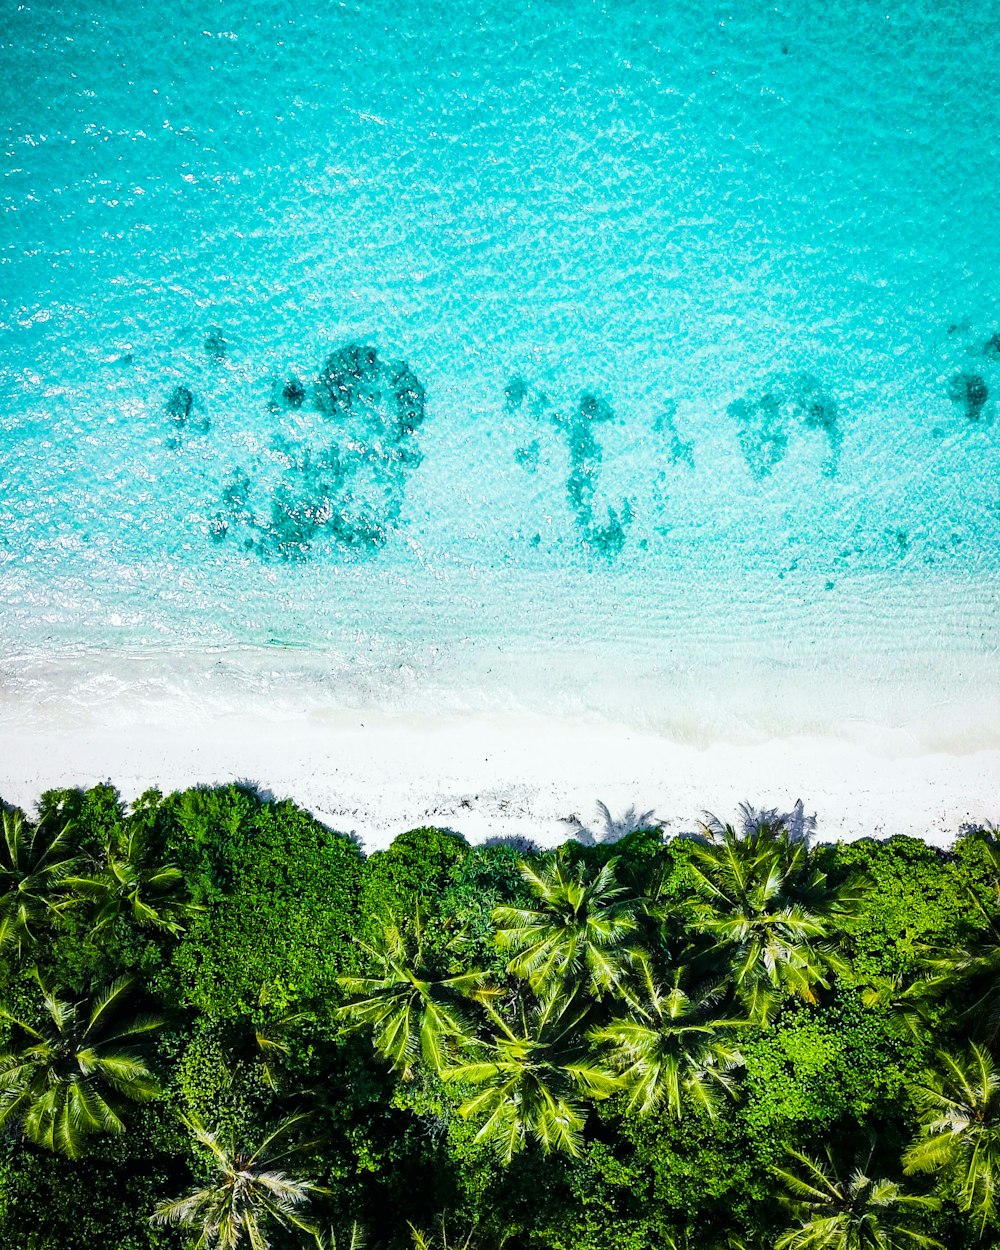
[0, 709, 996, 852]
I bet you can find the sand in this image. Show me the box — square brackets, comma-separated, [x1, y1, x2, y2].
[0, 706, 996, 852]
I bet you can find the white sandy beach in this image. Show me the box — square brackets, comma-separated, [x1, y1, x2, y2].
[0, 706, 996, 852]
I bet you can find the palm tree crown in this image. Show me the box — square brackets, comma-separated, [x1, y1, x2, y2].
[776, 1147, 941, 1249]
[62, 826, 198, 936]
[589, 962, 745, 1119]
[443, 991, 618, 1163]
[904, 1043, 1000, 1236]
[152, 1113, 321, 1250]
[337, 909, 485, 1078]
[684, 813, 855, 1022]
[493, 851, 641, 1001]
[0, 810, 77, 957]
[0, 975, 161, 1157]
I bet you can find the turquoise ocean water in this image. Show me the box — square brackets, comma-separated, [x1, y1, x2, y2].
[2, 0, 999, 744]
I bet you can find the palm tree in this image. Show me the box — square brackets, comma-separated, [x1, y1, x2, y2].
[0, 975, 161, 1157]
[0, 810, 77, 957]
[152, 1113, 321, 1249]
[684, 812, 857, 1022]
[588, 963, 745, 1118]
[62, 826, 198, 936]
[776, 1146, 941, 1248]
[904, 1044, 1000, 1236]
[337, 909, 485, 1078]
[442, 991, 618, 1163]
[493, 850, 642, 1001]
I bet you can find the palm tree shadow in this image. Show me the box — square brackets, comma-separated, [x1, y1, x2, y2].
[694, 799, 817, 846]
[561, 801, 665, 847]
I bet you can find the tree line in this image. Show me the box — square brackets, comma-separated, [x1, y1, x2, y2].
[0, 783, 998, 1249]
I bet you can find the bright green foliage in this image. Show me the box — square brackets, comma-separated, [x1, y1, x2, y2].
[167, 786, 363, 1018]
[0, 810, 77, 958]
[775, 1147, 941, 1248]
[315, 1221, 367, 1250]
[444, 992, 619, 1163]
[63, 825, 199, 937]
[493, 851, 641, 1000]
[914, 834, 1000, 1042]
[738, 995, 917, 1157]
[432, 844, 533, 974]
[589, 963, 745, 1118]
[904, 1044, 1000, 1237]
[35, 784, 125, 851]
[359, 828, 469, 938]
[337, 909, 485, 1078]
[684, 817, 860, 1022]
[0, 976, 161, 1157]
[825, 836, 992, 986]
[152, 1112, 321, 1249]
[0, 785, 997, 1248]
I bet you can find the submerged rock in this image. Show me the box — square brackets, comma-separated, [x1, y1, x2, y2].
[268, 376, 307, 412]
[514, 440, 540, 471]
[316, 343, 426, 439]
[166, 385, 194, 425]
[653, 401, 695, 468]
[215, 344, 427, 560]
[949, 372, 989, 421]
[728, 390, 787, 479]
[504, 375, 528, 412]
[282, 376, 306, 408]
[504, 377, 634, 559]
[204, 327, 227, 361]
[728, 374, 840, 479]
[983, 332, 1000, 358]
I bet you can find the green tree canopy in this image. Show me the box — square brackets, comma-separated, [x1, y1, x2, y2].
[443, 991, 619, 1163]
[0, 810, 77, 958]
[589, 963, 745, 1119]
[337, 909, 485, 1078]
[152, 1112, 322, 1249]
[0, 975, 161, 1157]
[493, 850, 642, 1001]
[775, 1146, 941, 1249]
[904, 1043, 1000, 1237]
[684, 813, 859, 1022]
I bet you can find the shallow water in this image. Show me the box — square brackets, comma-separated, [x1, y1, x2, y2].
[2, 0, 999, 742]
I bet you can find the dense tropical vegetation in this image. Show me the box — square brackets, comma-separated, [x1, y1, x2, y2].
[0, 782, 998, 1248]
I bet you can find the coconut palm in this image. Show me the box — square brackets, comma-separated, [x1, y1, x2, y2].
[776, 1146, 941, 1249]
[62, 826, 198, 936]
[152, 1112, 321, 1249]
[0, 809, 77, 957]
[337, 909, 485, 1078]
[904, 1043, 1000, 1236]
[684, 813, 858, 1022]
[442, 991, 619, 1163]
[0, 975, 161, 1157]
[493, 850, 642, 1002]
[588, 963, 745, 1118]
